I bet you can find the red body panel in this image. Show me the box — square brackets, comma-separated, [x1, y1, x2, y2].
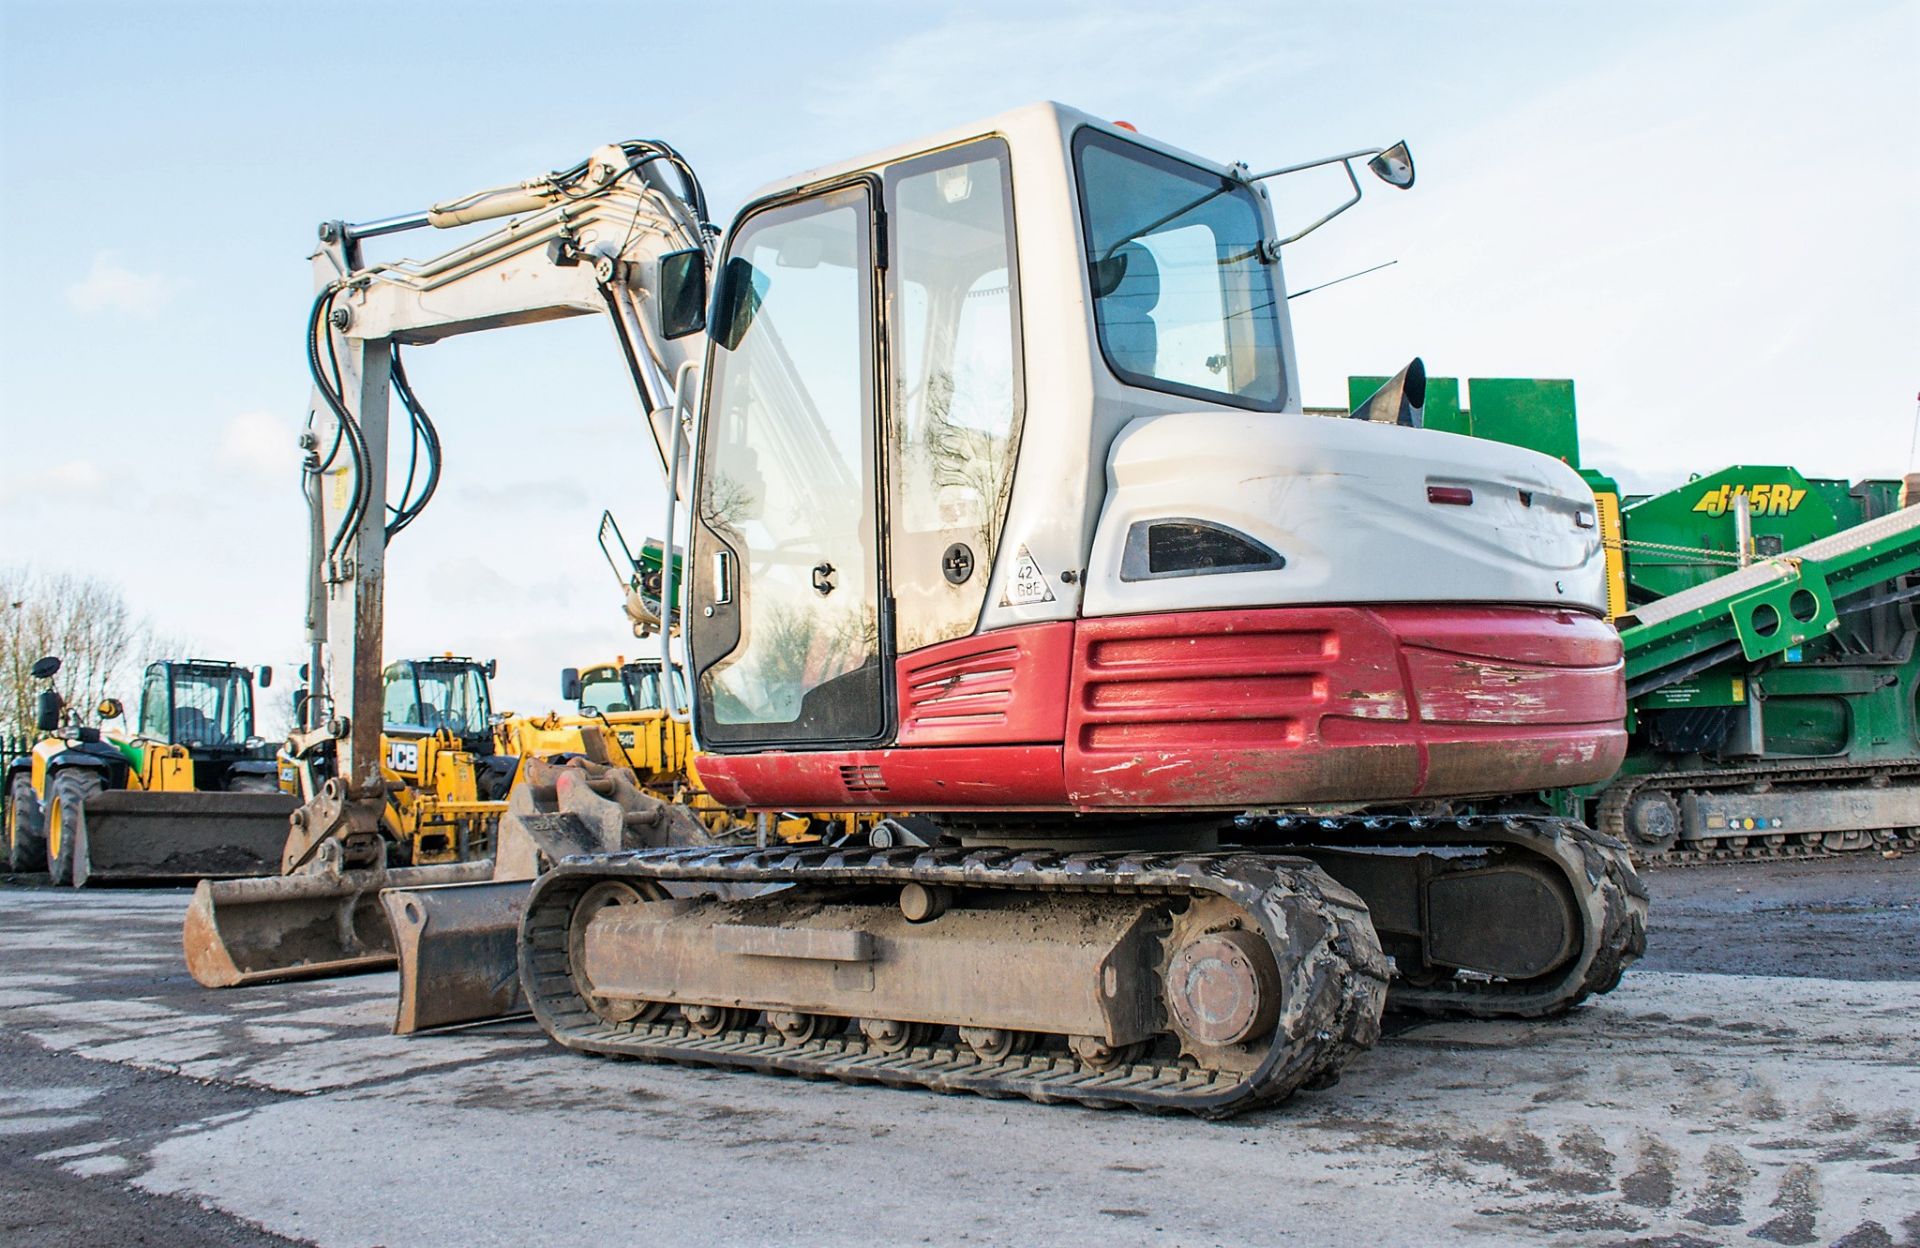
[895, 622, 1074, 747]
[695, 605, 1625, 813]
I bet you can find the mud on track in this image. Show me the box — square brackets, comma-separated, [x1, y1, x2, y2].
[0, 856, 1915, 1247]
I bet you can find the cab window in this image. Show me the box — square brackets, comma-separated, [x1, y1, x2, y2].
[139, 665, 169, 738]
[1075, 128, 1284, 409]
[886, 139, 1024, 653]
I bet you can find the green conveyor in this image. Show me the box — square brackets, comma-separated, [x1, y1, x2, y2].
[1620, 504, 1920, 695]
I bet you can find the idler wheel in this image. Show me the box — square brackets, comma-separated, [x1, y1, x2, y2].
[568, 880, 667, 1025]
[767, 1011, 839, 1044]
[1625, 790, 1681, 852]
[1164, 928, 1280, 1050]
[859, 1018, 934, 1054]
[958, 1027, 1035, 1062]
[682, 1004, 750, 1037]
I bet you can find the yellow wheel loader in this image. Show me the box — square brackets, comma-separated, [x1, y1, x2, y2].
[3, 656, 295, 885]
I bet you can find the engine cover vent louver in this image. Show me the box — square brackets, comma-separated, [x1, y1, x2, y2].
[1120, 518, 1285, 582]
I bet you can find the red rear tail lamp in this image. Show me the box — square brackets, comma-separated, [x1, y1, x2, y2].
[1427, 486, 1474, 506]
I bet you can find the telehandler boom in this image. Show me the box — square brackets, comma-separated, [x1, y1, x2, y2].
[189, 103, 1644, 1115]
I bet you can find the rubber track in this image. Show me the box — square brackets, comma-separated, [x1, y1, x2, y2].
[521, 845, 1390, 1118]
[1597, 761, 1920, 865]
[1251, 813, 1648, 1019]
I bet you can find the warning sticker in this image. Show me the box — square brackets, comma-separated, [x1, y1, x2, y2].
[1000, 545, 1056, 607]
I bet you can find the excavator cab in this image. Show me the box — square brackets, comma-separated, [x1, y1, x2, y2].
[679, 106, 1624, 815]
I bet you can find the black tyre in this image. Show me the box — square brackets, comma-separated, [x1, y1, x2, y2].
[5, 773, 46, 874]
[45, 770, 105, 887]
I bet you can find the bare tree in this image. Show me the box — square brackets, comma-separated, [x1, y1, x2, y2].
[0, 567, 149, 741]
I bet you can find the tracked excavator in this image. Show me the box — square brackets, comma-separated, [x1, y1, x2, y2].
[186, 103, 1644, 1115]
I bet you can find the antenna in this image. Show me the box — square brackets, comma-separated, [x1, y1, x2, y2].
[1286, 259, 1398, 301]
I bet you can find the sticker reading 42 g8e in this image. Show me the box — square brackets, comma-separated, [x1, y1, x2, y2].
[999, 545, 1056, 607]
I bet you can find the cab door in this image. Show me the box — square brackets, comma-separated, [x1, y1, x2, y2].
[688, 183, 887, 749]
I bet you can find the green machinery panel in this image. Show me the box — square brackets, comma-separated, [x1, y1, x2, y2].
[1620, 465, 1847, 602]
[1348, 376, 1578, 465]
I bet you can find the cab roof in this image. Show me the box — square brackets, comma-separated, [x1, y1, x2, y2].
[747, 100, 1247, 205]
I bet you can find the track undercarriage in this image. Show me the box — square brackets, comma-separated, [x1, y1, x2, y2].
[520, 813, 1646, 1117]
[1599, 761, 1920, 865]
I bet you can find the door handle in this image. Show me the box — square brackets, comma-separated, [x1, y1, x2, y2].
[812, 562, 837, 596]
[712, 550, 734, 605]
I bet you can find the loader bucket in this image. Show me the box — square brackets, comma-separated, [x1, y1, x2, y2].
[74, 791, 298, 886]
[184, 860, 493, 988]
[381, 879, 530, 1034]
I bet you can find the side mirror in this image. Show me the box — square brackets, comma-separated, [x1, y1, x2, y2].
[1366, 141, 1415, 189]
[560, 668, 582, 702]
[1253, 139, 1419, 251]
[96, 698, 124, 720]
[658, 248, 707, 339]
[35, 689, 62, 732]
[298, 663, 310, 682]
[258, 665, 274, 689]
[31, 655, 61, 680]
[484, 659, 498, 679]
[1350, 357, 1427, 428]
[713, 256, 765, 351]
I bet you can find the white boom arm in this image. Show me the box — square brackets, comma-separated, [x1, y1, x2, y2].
[294, 140, 710, 867]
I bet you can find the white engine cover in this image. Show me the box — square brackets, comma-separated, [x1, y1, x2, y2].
[1083, 411, 1607, 617]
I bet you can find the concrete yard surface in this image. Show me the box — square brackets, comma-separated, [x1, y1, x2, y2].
[1, 857, 1916, 1247]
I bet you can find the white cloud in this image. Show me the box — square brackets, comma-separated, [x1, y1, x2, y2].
[0, 458, 107, 510]
[219, 410, 297, 480]
[46, 459, 105, 489]
[65, 251, 176, 315]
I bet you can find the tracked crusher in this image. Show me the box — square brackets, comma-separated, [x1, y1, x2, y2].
[196, 102, 1647, 1115]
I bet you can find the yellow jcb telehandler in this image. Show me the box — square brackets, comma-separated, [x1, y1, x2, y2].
[3, 655, 295, 885]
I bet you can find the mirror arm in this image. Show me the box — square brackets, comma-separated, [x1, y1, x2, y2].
[1261, 159, 1364, 256]
[1246, 147, 1384, 181]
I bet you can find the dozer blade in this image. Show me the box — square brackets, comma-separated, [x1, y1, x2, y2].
[184, 861, 493, 988]
[75, 791, 298, 886]
[381, 880, 529, 1034]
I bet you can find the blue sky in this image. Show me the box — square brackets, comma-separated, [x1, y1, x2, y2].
[1, 0, 1915, 717]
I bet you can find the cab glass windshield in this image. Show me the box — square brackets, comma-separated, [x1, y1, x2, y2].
[578, 664, 691, 714]
[383, 662, 491, 737]
[164, 665, 253, 747]
[1074, 129, 1285, 409]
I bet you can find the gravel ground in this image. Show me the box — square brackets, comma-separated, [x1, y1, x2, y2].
[0, 854, 1914, 1248]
